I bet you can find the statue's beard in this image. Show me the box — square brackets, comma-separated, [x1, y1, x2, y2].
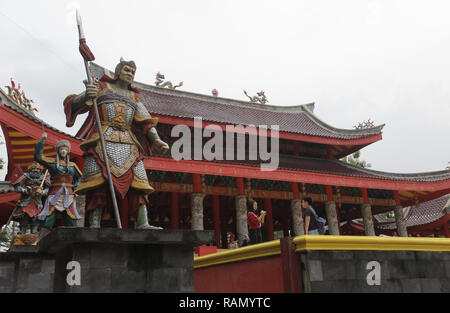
[29, 171, 41, 179]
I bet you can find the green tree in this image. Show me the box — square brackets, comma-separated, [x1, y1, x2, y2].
[341, 150, 372, 168]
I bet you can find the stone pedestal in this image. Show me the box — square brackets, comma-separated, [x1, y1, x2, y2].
[75, 194, 86, 227]
[361, 203, 375, 236]
[394, 205, 408, 237]
[235, 195, 248, 244]
[291, 199, 304, 236]
[325, 201, 339, 235]
[5, 228, 214, 293]
[191, 193, 204, 231]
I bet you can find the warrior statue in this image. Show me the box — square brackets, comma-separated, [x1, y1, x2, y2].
[243, 90, 269, 104]
[63, 59, 170, 229]
[10, 162, 50, 234]
[155, 72, 183, 90]
[34, 134, 82, 236]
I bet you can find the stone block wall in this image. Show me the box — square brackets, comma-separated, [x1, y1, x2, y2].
[0, 228, 214, 293]
[0, 256, 15, 293]
[16, 257, 54, 293]
[0, 254, 54, 293]
[56, 243, 194, 293]
[301, 250, 450, 293]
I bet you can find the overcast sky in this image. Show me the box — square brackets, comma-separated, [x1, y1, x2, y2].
[0, 0, 449, 180]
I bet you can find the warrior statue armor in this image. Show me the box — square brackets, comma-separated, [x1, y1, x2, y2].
[10, 162, 50, 234]
[63, 59, 169, 229]
[35, 134, 82, 236]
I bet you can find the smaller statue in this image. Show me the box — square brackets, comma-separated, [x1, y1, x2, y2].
[211, 89, 219, 97]
[354, 119, 375, 130]
[34, 132, 82, 239]
[21, 91, 38, 112]
[10, 163, 50, 234]
[243, 90, 268, 104]
[5, 78, 22, 104]
[155, 72, 183, 89]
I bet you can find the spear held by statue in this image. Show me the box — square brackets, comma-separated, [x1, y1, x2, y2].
[75, 10, 122, 228]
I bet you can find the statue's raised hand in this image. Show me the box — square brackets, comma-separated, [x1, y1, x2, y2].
[154, 139, 169, 154]
[86, 83, 99, 99]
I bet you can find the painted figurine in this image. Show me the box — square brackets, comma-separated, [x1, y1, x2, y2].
[155, 72, 183, 90]
[10, 162, 50, 234]
[34, 133, 82, 235]
[63, 59, 169, 229]
[243, 90, 269, 104]
[4, 78, 38, 112]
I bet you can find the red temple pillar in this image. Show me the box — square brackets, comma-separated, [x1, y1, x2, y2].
[443, 215, 450, 238]
[264, 198, 274, 241]
[212, 195, 221, 247]
[171, 192, 179, 229]
[192, 174, 202, 193]
[281, 212, 289, 237]
[220, 196, 229, 249]
[236, 177, 245, 195]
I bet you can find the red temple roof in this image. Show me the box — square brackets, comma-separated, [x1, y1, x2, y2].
[0, 88, 82, 178]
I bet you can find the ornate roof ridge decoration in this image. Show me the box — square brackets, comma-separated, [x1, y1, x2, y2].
[89, 63, 384, 138]
[0, 88, 81, 141]
[354, 119, 375, 130]
[244, 90, 268, 104]
[3, 79, 39, 114]
[155, 72, 183, 90]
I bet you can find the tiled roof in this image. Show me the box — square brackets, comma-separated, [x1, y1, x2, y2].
[277, 155, 450, 182]
[376, 194, 450, 230]
[89, 63, 384, 140]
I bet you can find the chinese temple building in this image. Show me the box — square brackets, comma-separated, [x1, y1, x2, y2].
[1, 62, 450, 246]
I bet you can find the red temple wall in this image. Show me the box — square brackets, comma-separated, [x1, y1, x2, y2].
[194, 255, 285, 293]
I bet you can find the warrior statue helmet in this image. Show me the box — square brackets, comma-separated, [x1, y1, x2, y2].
[114, 58, 137, 81]
[28, 161, 43, 178]
[55, 139, 71, 169]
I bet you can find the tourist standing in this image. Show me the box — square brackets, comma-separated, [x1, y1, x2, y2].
[302, 197, 320, 235]
[247, 200, 266, 244]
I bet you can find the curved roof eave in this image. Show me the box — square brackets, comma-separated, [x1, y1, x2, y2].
[0, 88, 81, 141]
